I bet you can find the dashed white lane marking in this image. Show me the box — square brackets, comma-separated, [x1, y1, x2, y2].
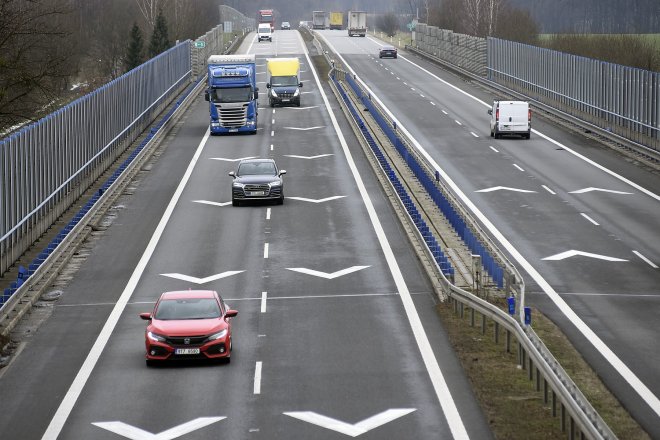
[580, 213, 600, 226]
[442, 110, 448, 115]
[410, 87, 416, 91]
[542, 185, 556, 194]
[261, 291, 267, 313]
[254, 362, 263, 394]
[272, 118, 275, 124]
[454, 120, 462, 125]
[430, 102, 436, 106]
[513, 164, 525, 172]
[633, 251, 659, 269]
[489, 146, 499, 152]
[420, 94, 425, 98]
[470, 132, 479, 138]
[270, 143, 274, 151]
[266, 208, 271, 220]
[396, 77, 400, 80]
[271, 130, 274, 136]
[264, 243, 269, 259]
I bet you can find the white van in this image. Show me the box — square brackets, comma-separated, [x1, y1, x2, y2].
[257, 23, 272, 42]
[488, 101, 531, 139]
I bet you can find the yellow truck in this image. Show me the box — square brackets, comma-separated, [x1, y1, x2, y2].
[266, 58, 302, 107]
[329, 12, 343, 30]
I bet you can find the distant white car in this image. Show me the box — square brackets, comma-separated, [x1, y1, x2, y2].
[488, 100, 531, 139]
[281, 21, 291, 30]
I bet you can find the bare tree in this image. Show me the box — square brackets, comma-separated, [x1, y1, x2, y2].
[134, 0, 164, 28]
[0, 0, 75, 130]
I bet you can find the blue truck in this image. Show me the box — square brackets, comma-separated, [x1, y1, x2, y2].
[204, 54, 259, 134]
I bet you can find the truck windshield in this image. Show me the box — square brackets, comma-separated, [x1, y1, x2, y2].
[271, 76, 298, 87]
[210, 87, 252, 103]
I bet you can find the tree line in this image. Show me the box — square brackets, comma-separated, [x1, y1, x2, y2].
[0, 0, 222, 133]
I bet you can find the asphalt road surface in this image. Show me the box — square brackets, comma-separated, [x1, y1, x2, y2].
[0, 31, 492, 440]
[318, 30, 660, 437]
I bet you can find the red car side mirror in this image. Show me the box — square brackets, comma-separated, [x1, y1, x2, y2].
[225, 309, 238, 318]
[139, 313, 152, 321]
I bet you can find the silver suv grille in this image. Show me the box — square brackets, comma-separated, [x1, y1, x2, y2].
[244, 184, 269, 192]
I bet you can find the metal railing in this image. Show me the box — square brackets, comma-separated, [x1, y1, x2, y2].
[0, 43, 192, 276]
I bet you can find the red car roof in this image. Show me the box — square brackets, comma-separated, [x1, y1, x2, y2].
[160, 290, 218, 300]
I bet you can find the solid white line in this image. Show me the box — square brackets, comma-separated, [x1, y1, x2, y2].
[489, 146, 499, 153]
[633, 251, 659, 269]
[315, 33, 469, 440]
[470, 132, 479, 138]
[513, 164, 525, 172]
[261, 292, 267, 313]
[264, 243, 269, 259]
[395, 52, 660, 202]
[322, 34, 660, 419]
[542, 185, 556, 195]
[254, 361, 263, 394]
[558, 292, 660, 297]
[266, 208, 271, 220]
[41, 130, 212, 440]
[580, 213, 600, 226]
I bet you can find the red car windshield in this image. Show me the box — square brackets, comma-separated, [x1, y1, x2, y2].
[155, 298, 221, 320]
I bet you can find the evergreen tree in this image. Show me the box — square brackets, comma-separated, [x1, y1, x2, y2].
[148, 10, 171, 58]
[125, 23, 144, 72]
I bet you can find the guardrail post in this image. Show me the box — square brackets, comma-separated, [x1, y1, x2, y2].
[470, 308, 475, 327]
[570, 417, 575, 440]
[481, 314, 486, 335]
[459, 302, 464, 318]
[561, 402, 566, 432]
[494, 321, 499, 343]
[536, 367, 541, 391]
[505, 329, 511, 353]
[552, 390, 557, 417]
[544, 378, 548, 404]
[529, 358, 533, 380]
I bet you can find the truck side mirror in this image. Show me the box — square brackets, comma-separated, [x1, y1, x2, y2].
[205, 91, 210, 102]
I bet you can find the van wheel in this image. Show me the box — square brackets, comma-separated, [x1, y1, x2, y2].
[490, 130, 494, 138]
[526, 132, 531, 139]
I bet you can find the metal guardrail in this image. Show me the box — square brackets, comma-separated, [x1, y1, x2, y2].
[315, 27, 616, 438]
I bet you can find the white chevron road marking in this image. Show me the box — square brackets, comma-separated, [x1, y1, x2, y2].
[475, 186, 537, 193]
[92, 417, 226, 440]
[286, 266, 370, 279]
[284, 409, 416, 437]
[160, 271, 245, 284]
[569, 187, 634, 195]
[287, 196, 346, 203]
[542, 250, 628, 262]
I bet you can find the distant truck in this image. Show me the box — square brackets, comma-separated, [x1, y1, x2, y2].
[205, 54, 259, 134]
[266, 58, 302, 107]
[312, 11, 327, 29]
[258, 9, 275, 31]
[347, 11, 367, 37]
[329, 12, 343, 30]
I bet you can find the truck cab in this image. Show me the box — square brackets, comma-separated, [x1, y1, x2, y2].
[205, 55, 259, 134]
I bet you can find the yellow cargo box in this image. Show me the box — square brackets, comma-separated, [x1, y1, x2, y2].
[266, 58, 300, 77]
[329, 12, 343, 29]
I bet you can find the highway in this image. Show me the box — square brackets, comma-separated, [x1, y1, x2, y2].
[317, 30, 660, 436]
[0, 31, 492, 439]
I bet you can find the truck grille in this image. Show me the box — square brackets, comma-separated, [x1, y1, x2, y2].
[216, 105, 247, 128]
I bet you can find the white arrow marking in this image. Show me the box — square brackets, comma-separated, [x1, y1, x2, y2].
[475, 186, 537, 193]
[281, 105, 320, 110]
[160, 271, 245, 284]
[284, 409, 416, 437]
[209, 156, 258, 162]
[284, 154, 334, 159]
[542, 250, 628, 262]
[92, 417, 226, 440]
[286, 265, 370, 279]
[282, 126, 325, 131]
[569, 187, 633, 195]
[192, 200, 232, 207]
[286, 196, 346, 203]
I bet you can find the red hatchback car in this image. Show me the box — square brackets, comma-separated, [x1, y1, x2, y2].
[140, 290, 237, 366]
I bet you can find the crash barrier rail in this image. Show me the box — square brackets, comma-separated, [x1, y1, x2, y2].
[345, 72, 506, 289]
[0, 42, 192, 277]
[330, 66, 617, 440]
[411, 23, 660, 153]
[331, 74, 455, 280]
